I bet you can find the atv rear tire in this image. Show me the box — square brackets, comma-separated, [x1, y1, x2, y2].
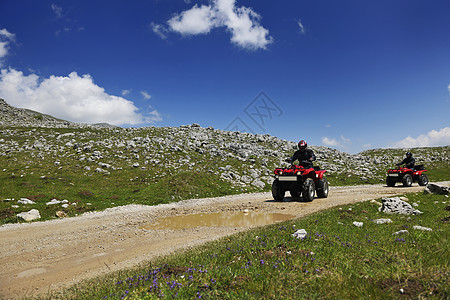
[272, 179, 285, 201]
[418, 174, 429, 186]
[302, 178, 315, 202]
[402, 174, 413, 187]
[290, 190, 301, 198]
[316, 178, 329, 198]
[386, 176, 396, 187]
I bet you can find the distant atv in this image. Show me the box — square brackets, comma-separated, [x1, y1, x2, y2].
[272, 162, 328, 202]
[386, 165, 429, 187]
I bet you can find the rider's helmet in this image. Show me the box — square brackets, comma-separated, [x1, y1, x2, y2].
[406, 151, 412, 157]
[298, 140, 307, 151]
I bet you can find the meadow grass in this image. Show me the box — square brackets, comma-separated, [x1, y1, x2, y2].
[54, 192, 449, 299]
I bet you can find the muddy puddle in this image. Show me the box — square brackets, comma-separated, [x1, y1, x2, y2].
[142, 212, 295, 230]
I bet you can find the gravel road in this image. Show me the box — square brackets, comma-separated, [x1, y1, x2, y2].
[0, 183, 447, 299]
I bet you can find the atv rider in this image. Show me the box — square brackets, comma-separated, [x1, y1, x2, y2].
[396, 152, 415, 169]
[287, 140, 316, 168]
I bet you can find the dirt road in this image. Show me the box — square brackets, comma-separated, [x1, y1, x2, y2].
[0, 183, 447, 299]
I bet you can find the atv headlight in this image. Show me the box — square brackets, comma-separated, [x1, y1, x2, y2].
[278, 170, 283, 175]
[296, 171, 301, 176]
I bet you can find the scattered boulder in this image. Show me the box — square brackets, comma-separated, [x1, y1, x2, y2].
[46, 199, 62, 205]
[17, 209, 41, 221]
[353, 221, 363, 227]
[373, 218, 393, 224]
[413, 225, 432, 231]
[424, 184, 450, 195]
[393, 230, 409, 235]
[251, 179, 265, 189]
[18, 198, 35, 205]
[378, 197, 423, 215]
[292, 229, 307, 239]
[56, 211, 67, 218]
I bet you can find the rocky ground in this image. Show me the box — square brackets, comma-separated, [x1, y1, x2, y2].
[2, 182, 449, 299]
[1, 98, 448, 195]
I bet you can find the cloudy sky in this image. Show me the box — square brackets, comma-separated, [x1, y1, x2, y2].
[0, 0, 449, 153]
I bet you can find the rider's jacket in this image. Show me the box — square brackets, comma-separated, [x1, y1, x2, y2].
[396, 157, 415, 168]
[290, 149, 316, 167]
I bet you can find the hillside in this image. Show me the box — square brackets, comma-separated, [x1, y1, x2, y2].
[0, 98, 449, 223]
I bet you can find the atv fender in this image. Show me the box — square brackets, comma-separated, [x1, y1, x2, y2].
[315, 170, 327, 180]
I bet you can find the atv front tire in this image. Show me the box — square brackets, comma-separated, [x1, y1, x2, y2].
[316, 178, 329, 198]
[386, 176, 396, 187]
[418, 174, 429, 186]
[272, 179, 285, 201]
[402, 174, 413, 187]
[302, 178, 315, 202]
[290, 190, 301, 198]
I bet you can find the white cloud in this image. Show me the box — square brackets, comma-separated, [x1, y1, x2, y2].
[0, 68, 162, 125]
[168, 4, 217, 35]
[121, 89, 131, 96]
[340, 135, 351, 144]
[51, 4, 63, 18]
[0, 29, 15, 40]
[322, 137, 340, 147]
[167, 0, 272, 50]
[150, 22, 169, 40]
[140, 91, 151, 100]
[0, 29, 15, 65]
[393, 127, 450, 148]
[297, 19, 305, 35]
[322, 136, 351, 149]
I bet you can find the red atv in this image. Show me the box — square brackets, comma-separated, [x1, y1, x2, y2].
[386, 164, 429, 187]
[272, 163, 328, 202]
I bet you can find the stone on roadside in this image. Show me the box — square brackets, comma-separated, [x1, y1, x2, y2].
[56, 211, 67, 218]
[424, 184, 450, 195]
[17, 209, 40, 221]
[378, 197, 423, 215]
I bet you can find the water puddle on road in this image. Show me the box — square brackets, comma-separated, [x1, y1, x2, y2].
[142, 212, 295, 230]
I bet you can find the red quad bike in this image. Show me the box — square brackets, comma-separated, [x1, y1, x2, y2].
[272, 163, 329, 202]
[386, 164, 429, 187]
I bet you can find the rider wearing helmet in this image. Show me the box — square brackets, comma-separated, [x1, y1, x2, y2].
[288, 140, 316, 168]
[396, 152, 415, 169]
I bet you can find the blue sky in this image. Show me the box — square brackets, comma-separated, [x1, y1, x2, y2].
[0, 0, 449, 153]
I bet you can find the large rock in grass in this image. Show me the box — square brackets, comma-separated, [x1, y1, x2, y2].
[17, 209, 41, 221]
[378, 197, 422, 215]
[424, 184, 449, 195]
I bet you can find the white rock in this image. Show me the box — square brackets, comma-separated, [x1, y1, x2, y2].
[373, 218, 392, 224]
[353, 221, 363, 227]
[18, 198, 35, 205]
[46, 199, 62, 205]
[413, 225, 432, 231]
[17, 209, 41, 221]
[292, 229, 308, 239]
[393, 230, 409, 235]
